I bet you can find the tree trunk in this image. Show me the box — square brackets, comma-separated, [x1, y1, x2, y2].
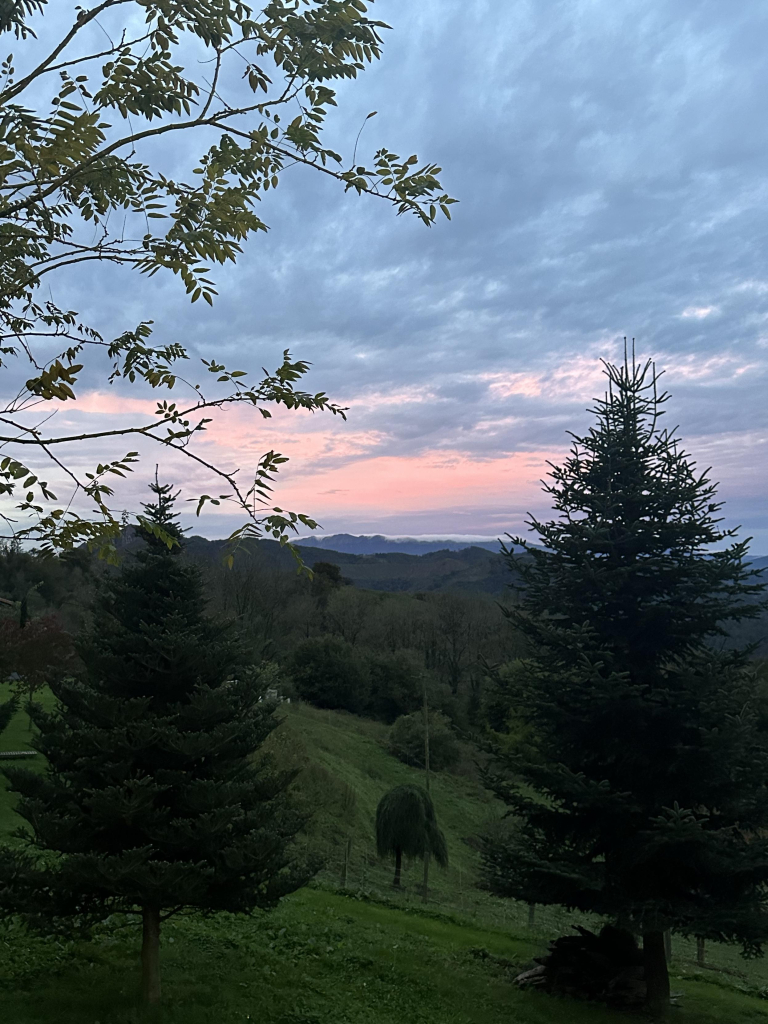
[643, 930, 670, 1018]
[422, 851, 430, 903]
[393, 847, 402, 887]
[141, 906, 162, 1005]
[697, 936, 705, 966]
[527, 902, 535, 928]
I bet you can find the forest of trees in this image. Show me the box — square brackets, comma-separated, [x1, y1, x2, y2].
[0, 535, 518, 729]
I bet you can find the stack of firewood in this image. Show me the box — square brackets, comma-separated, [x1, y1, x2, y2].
[514, 925, 646, 1008]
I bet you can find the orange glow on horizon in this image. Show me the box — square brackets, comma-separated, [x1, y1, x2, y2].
[48, 390, 562, 523]
[254, 449, 555, 517]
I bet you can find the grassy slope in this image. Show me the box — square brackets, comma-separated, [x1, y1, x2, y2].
[2, 693, 768, 1021]
[273, 704, 768, 982]
[0, 684, 55, 844]
[1, 887, 767, 1024]
[274, 702, 502, 894]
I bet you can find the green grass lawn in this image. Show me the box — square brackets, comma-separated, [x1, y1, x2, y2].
[2, 692, 768, 1021]
[273, 701, 503, 889]
[0, 683, 56, 844]
[1, 886, 768, 1023]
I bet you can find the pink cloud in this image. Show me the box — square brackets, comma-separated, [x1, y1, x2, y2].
[663, 353, 762, 382]
[68, 391, 157, 416]
[479, 345, 621, 401]
[266, 449, 556, 517]
[46, 395, 560, 524]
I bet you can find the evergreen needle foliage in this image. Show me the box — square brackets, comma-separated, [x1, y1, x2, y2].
[3, 480, 314, 1004]
[0, 692, 17, 736]
[376, 784, 448, 887]
[482, 356, 768, 1016]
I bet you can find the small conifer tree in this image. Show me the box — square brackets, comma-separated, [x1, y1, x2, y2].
[483, 356, 768, 1017]
[5, 481, 312, 1004]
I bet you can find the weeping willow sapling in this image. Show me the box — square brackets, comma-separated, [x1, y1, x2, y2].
[376, 785, 448, 887]
[0, 693, 17, 736]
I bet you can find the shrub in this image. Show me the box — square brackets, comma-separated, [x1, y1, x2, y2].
[289, 636, 369, 714]
[366, 650, 423, 723]
[388, 710, 460, 771]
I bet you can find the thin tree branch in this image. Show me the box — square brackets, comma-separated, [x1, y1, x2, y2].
[0, 102, 268, 218]
[44, 32, 151, 77]
[199, 48, 223, 120]
[0, 1, 133, 106]
[33, 251, 141, 276]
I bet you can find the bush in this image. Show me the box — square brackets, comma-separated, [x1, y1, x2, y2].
[289, 636, 369, 714]
[366, 650, 423, 723]
[388, 710, 460, 771]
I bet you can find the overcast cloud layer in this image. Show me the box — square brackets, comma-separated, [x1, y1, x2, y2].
[37, 1, 768, 549]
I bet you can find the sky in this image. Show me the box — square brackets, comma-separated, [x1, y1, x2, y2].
[14, 1, 768, 551]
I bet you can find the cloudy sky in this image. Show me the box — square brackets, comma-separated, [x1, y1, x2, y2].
[27, 1, 768, 551]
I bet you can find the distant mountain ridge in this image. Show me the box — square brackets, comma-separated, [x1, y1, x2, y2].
[295, 534, 768, 567]
[178, 534, 767, 649]
[183, 534, 513, 595]
[183, 532, 768, 595]
[294, 533, 505, 556]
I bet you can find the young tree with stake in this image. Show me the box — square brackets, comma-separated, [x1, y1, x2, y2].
[375, 784, 447, 888]
[482, 356, 768, 1017]
[4, 479, 314, 1005]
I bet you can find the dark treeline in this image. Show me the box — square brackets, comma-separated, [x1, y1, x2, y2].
[207, 556, 521, 730]
[0, 534, 520, 736]
[2, 528, 766, 744]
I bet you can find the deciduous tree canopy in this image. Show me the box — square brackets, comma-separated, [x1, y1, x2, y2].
[0, 1, 454, 556]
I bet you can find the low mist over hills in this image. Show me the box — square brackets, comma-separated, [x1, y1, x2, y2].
[294, 533, 505, 556]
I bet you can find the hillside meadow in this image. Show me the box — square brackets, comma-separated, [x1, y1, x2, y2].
[2, 692, 768, 1021]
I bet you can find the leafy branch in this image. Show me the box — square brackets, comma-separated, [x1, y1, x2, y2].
[0, 1, 455, 553]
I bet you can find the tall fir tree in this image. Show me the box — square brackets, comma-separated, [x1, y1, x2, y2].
[482, 356, 768, 1017]
[4, 481, 313, 1004]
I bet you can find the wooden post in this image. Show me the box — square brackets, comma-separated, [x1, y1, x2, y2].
[527, 902, 535, 929]
[663, 928, 672, 964]
[422, 678, 431, 903]
[340, 836, 352, 888]
[696, 936, 705, 966]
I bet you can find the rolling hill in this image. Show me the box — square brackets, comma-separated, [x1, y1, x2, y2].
[3, 695, 768, 1023]
[184, 534, 515, 594]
